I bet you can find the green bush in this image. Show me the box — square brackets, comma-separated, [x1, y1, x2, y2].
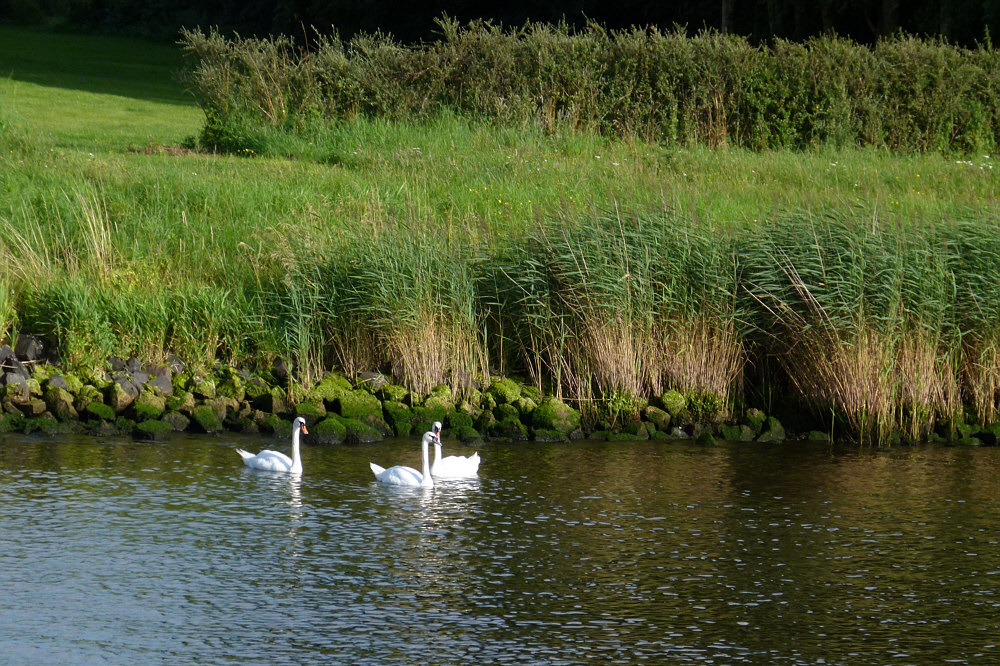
[180, 23, 1000, 154]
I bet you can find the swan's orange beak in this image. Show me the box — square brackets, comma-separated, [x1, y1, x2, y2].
[301, 423, 309, 435]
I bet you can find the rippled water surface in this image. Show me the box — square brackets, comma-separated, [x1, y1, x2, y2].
[1, 433, 999, 664]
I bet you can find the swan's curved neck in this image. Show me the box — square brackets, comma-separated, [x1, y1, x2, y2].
[291, 427, 303, 473]
[421, 434, 433, 487]
[432, 440, 442, 466]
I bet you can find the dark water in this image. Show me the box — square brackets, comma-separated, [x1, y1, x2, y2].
[0, 433, 998, 664]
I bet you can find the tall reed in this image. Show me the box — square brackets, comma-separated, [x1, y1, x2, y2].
[485, 209, 744, 418]
[740, 212, 964, 441]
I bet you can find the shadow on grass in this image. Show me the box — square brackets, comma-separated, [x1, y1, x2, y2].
[0, 25, 195, 106]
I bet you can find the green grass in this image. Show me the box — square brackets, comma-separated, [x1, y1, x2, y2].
[3, 26, 1000, 440]
[0, 25, 200, 150]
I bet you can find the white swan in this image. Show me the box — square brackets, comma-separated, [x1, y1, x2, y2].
[370, 428, 434, 487]
[237, 416, 308, 473]
[428, 421, 480, 478]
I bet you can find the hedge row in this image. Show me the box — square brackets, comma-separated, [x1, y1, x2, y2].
[180, 19, 1000, 153]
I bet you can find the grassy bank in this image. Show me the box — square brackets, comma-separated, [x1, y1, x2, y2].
[3, 27, 1000, 442]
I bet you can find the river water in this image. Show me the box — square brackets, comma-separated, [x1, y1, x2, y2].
[0, 433, 998, 664]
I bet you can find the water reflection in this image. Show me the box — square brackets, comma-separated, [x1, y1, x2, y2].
[1, 434, 1000, 664]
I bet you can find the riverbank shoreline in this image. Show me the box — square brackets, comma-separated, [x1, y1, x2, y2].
[3, 336, 997, 448]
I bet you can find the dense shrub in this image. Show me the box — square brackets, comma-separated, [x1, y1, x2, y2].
[180, 20, 1000, 153]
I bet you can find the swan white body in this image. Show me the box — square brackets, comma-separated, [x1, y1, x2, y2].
[370, 431, 434, 487]
[431, 434, 480, 478]
[237, 417, 308, 473]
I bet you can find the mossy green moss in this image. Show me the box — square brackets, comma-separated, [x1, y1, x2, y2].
[658, 390, 687, 418]
[423, 384, 454, 411]
[294, 401, 327, 425]
[43, 386, 77, 420]
[532, 397, 580, 435]
[334, 389, 382, 419]
[134, 419, 173, 441]
[719, 424, 755, 441]
[162, 411, 191, 432]
[85, 401, 115, 421]
[452, 425, 482, 443]
[489, 378, 521, 404]
[310, 373, 352, 404]
[191, 405, 223, 433]
[756, 417, 786, 443]
[339, 416, 384, 444]
[447, 411, 474, 429]
[382, 400, 413, 437]
[492, 416, 528, 440]
[311, 417, 347, 445]
[493, 403, 519, 421]
[377, 384, 409, 404]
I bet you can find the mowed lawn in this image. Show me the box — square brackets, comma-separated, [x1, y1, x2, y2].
[0, 26, 201, 151]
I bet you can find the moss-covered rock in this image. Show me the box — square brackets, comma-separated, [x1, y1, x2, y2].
[166, 391, 196, 415]
[255, 413, 287, 435]
[86, 401, 116, 421]
[806, 430, 832, 442]
[134, 419, 173, 441]
[974, 422, 1000, 446]
[493, 403, 519, 422]
[362, 413, 393, 437]
[162, 411, 191, 432]
[0, 412, 25, 432]
[26, 377, 42, 397]
[745, 408, 767, 434]
[190, 377, 217, 400]
[658, 390, 687, 418]
[73, 384, 103, 413]
[242, 378, 268, 402]
[514, 396, 538, 417]
[377, 383, 409, 404]
[340, 417, 384, 444]
[191, 405, 223, 433]
[412, 405, 448, 435]
[488, 377, 521, 404]
[608, 430, 647, 441]
[294, 401, 327, 426]
[756, 417, 786, 443]
[452, 425, 483, 444]
[423, 384, 454, 412]
[953, 436, 983, 447]
[447, 411, 474, 429]
[132, 391, 166, 420]
[381, 401, 413, 437]
[521, 384, 541, 402]
[61, 373, 84, 395]
[533, 428, 568, 442]
[310, 373, 352, 404]
[491, 416, 529, 441]
[14, 397, 47, 417]
[687, 392, 727, 423]
[622, 421, 652, 440]
[334, 389, 382, 419]
[719, 424, 755, 441]
[24, 414, 76, 436]
[252, 387, 291, 416]
[532, 397, 581, 435]
[104, 378, 138, 413]
[696, 432, 719, 447]
[205, 397, 238, 422]
[44, 386, 78, 421]
[474, 410, 497, 433]
[311, 417, 348, 445]
[216, 372, 246, 402]
[644, 406, 671, 431]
